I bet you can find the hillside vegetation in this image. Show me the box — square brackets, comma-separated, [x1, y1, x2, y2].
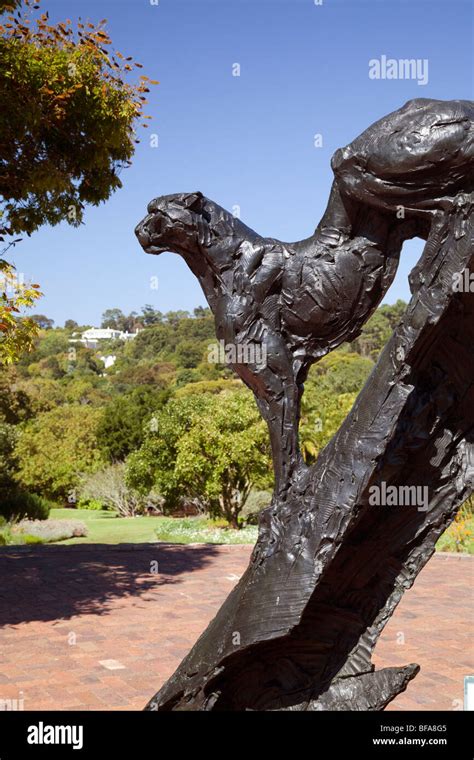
[1, 300, 471, 549]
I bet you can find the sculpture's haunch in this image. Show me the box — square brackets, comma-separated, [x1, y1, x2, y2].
[135, 98, 474, 711]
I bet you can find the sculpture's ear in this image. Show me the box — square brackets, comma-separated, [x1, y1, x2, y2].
[184, 192, 204, 211]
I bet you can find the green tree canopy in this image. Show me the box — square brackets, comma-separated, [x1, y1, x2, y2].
[30, 314, 54, 330]
[0, 261, 42, 364]
[297, 350, 373, 463]
[101, 308, 139, 332]
[0, 366, 33, 422]
[126, 390, 272, 527]
[14, 404, 104, 499]
[0, 421, 18, 491]
[350, 310, 392, 360]
[126, 394, 213, 502]
[97, 385, 169, 462]
[0, 0, 157, 236]
[141, 305, 164, 326]
[0, 0, 157, 364]
[310, 350, 374, 395]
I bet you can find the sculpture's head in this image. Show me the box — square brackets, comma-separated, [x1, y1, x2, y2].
[135, 192, 212, 256]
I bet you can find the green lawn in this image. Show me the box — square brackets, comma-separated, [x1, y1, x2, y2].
[27, 508, 474, 552]
[50, 508, 258, 545]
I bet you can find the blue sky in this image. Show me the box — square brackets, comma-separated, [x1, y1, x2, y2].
[10, 0, 474, 326]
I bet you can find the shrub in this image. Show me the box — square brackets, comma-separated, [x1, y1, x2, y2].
[0, 489, 52, 522]
[449, 516, 472, 552]
[436, 497, 474, 554]
[0, 516, 43, 546]
[20, 535, 44, 545]
[13, 519, 88, 543]
[154, 516, 258, 544]
[80, 463, 157, 517]
[76, 497, 107, 511]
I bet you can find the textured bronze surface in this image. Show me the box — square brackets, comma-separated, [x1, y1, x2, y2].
[135, 99, 474, 710]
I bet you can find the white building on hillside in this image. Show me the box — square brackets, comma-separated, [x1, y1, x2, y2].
[70, 327, 139, 350]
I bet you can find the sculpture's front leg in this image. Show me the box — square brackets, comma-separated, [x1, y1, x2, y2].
[233, 327, 305, 496]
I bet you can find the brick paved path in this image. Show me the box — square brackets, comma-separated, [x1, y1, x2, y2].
[0, 544, 471, 711]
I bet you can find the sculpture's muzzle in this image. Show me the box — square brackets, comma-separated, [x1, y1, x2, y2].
[135, 215, 168, 254]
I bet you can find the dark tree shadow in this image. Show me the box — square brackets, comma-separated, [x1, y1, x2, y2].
[0, 542, 222, 625]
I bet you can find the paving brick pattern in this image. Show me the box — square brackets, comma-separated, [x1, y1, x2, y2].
[0, 544, 471, 711]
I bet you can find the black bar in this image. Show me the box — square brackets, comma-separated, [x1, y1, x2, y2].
[0, 710, 470, 758]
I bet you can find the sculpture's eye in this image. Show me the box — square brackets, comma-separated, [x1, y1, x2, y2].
[147, 199, 159, 214]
